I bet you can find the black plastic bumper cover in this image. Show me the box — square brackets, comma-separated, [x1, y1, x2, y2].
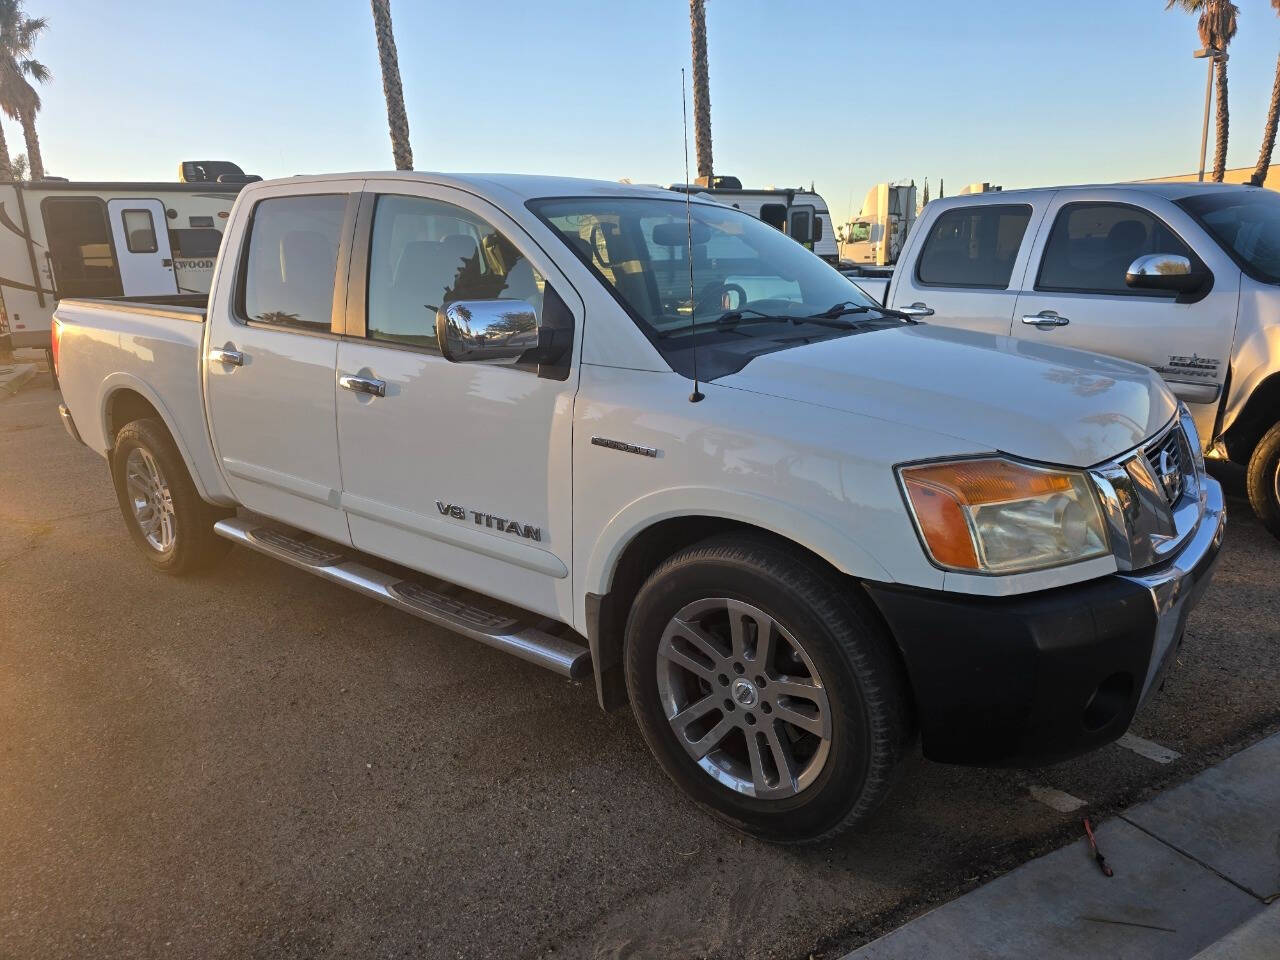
[863, 486, 1223, 768]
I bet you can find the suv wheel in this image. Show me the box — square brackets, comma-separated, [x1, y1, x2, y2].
[110, 418, 231, 575]
[624, 534, 909, 843]
[1246, 420, 1280, 540]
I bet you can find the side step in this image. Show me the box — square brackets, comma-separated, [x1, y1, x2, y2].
[213, 516, 591, 680]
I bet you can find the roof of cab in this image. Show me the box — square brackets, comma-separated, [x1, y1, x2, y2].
[933, 181, 1260, 203]
[245, 171, 703, 205]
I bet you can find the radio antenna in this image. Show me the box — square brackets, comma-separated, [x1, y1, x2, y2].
[681, 68, 704, 403]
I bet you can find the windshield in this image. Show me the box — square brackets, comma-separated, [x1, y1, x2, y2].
[529, 196, 888, 379]
[1178, 190, 1280, 284]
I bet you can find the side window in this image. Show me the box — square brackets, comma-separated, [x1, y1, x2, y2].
[170, 228, 223, 259]
[916, 204, 1032, 288]
[1037, 203, 1193, 295]
[366, 194, 570, 376]
[240, 194, 346, 331]
[122, 209, 158, 253]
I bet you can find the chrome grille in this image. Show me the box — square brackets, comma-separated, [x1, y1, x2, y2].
[1145, 424, 1188, 506]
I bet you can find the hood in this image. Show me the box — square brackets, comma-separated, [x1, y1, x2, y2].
[717, 324, 1176, 468]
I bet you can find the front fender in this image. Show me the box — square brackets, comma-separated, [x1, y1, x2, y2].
[580, 484, 894, 622]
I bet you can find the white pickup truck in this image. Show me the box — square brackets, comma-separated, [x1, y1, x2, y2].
[877, 183, 1280, 538]
[53, 172, 1224, 843]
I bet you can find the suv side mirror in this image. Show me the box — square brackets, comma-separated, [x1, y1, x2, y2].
[436, 299, 539, 365]
[1125, 253, 1207, 294]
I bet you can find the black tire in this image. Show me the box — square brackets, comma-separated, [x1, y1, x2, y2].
[1246, 421, 1280, 540]
[624, 533, 910, 844]
[110, 418, 232, 575]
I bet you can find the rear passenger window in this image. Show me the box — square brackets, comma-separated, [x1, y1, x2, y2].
[240, 194, 346, 330]
[916, 204, 1031, 288]
[1037, 203, 1193, 295]
[365, 194, 547, 352]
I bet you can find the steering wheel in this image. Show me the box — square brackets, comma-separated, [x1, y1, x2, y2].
[694, 281, 749, 315]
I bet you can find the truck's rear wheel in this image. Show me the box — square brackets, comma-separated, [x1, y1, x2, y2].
[624, 534, 909, 843]
[1246, 421, 1280, 540]
[110, 418, 231, 575]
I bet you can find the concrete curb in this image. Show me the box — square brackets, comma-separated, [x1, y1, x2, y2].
[0, 362, 36, 398]
[844, 732, 1280, 960]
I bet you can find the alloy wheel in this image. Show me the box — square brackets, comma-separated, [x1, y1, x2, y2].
[125, 447, 176, 554]
[655, 597, 833, 799]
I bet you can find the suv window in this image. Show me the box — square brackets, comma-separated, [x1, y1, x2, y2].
[240, 194, 346, 331]
[365, 193, 558, 362]
[916, 204, 1031, 288]
[1037, 202, 1193, 295]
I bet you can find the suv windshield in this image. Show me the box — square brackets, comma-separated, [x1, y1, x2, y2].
[1178, 190, 1280, 284]
[529, 196, 893, 380]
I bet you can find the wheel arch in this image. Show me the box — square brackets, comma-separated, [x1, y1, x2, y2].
[1222, 370, 1280, 465]
[581, 490, 895, 712]
[98, 375, 219, 503]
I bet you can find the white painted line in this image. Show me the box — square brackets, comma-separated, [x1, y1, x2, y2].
[1028, 785, 1086, 813]
[1116, 732, 1181, 764]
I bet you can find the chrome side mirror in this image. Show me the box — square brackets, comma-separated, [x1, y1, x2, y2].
[1125, 254, 1205, 294]
[435, 299, 539, 364]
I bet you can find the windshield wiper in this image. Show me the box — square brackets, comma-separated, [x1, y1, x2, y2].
[811, 299, 921, 325]
[657, 308, 798, 338]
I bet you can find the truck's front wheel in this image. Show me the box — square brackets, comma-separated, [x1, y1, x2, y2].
[1246, 421, 1280, 540]
[110, 419, 231, 575]
[624, 534, 909, 843]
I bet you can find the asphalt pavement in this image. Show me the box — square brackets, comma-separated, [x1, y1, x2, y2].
[2, 372, 1278, 960]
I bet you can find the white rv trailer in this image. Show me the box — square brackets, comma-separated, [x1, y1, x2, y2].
[668, 178, 839, 264]
[0, 176, 248, 351]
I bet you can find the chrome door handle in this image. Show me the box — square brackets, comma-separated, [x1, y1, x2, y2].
[1021, 311, 1070, 327]
[899, 302, 934, 318]
[208, 347, 244, 366]
[339, 374, 386, 398]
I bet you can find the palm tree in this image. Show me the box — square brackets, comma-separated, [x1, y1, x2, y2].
[1168, 0, 1239, 183]
[689, 0, 713, 183]
[1249, 1, 1280, 186]
[0, 1, 48, 181]
[369, 0, 412, 171]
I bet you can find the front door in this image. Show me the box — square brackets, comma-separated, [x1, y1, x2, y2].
[106, 198, 178, 295]
[889, 199, 1041, 334]
[1011, 193, 1240, 443]
[204, 186, 358, 543]
[334, 184, 581, 621]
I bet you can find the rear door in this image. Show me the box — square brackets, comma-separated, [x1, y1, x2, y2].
[889, 197, 1043, 334]
[106, 198, 178, 295]
[1010, 190, 1239, 441]
[204, 182, 360, 542]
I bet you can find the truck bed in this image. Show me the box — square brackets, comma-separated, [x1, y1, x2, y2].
[53, 294, 229, 504]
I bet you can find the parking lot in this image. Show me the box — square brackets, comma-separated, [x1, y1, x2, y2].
[1, 371, 1277, 960]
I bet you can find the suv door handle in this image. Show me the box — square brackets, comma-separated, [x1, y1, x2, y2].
[1022, 311, 1070, 328]
[899, 302, 934, 317]
[339, 373, 387, 398]
[208, 347, 244, 366]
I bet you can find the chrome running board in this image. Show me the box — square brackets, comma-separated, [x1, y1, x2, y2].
[214, 516, 591, 679]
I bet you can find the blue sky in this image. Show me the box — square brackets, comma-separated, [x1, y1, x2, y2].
[28, 0, 1280, 223]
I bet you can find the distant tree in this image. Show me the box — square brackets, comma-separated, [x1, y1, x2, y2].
[1168, 0, 1239, 183]
[689, 0, 713, 182]
[938, 178, 944, 199]
[921, 178, 930, 207]
[0, 1, 49, 181]
[3, 151, 27, 180]
[1249, 0, 1280, 186]
[369, 0, 413, 170]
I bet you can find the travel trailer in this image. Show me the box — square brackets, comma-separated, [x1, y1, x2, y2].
[0, 162, 255, 352]
[837, 182, 918, 268]
[669, 177, 839, 264]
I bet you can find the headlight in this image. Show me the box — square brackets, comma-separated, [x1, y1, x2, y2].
[899, 458, 1110, 574]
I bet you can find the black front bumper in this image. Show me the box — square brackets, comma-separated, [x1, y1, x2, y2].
[864, 478, 1226, 767]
